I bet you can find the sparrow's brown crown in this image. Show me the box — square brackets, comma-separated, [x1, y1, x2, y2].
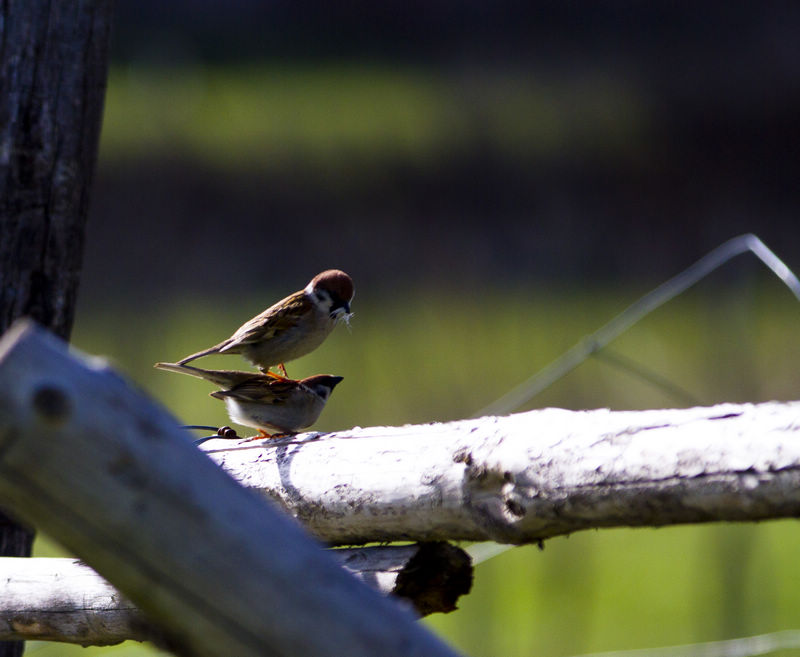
[309, 270, 354, 304]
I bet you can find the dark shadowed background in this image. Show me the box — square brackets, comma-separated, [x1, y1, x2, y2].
[82, 0, 800, 305]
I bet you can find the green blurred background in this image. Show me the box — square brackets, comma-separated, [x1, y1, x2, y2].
[29, 2, 800, 656]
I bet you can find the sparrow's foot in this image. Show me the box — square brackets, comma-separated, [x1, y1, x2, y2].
[264, 370, 291, 382]
[240, 429, 293, 442]
[239, 428, 275, 442]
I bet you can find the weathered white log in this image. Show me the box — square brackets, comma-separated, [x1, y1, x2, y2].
[0, 558, 155, 646]
[201, 400, 800, 545]
[0, 544, 471, 645]
[0, 321, 462, 657]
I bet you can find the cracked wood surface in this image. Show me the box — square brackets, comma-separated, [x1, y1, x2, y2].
[201, 401, 800, 545]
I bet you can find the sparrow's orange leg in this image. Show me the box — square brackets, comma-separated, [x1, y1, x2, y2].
[246, 429, 292, 441]
[265, 364, 291, 381]
[241, 429, 274, 442]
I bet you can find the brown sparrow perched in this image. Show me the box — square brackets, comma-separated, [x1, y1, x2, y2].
[176, 269, 354, 376]
[155, 362, 343, 437]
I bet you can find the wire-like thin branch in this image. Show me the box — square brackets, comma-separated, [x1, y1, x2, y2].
[592, 348, 704, 406]
[477, 234, 800, 417]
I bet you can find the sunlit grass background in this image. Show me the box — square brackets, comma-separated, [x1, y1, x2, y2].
[21, 57, 800, 656]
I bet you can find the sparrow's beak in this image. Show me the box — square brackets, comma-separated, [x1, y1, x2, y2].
[331, 300, 351, 318]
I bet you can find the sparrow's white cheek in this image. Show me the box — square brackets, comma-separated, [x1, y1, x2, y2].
[309, 288, 333, 310]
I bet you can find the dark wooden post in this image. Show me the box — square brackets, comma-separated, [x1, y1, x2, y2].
[0, 1, 114, 654]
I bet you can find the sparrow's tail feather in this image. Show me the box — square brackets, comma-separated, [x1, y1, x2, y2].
[154, 361, 211, 379]
[176, 345, 223, 366]
[154, 361, 260, 389]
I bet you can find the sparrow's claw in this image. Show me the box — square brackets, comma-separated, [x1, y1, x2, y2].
[240, 429, 293, 442]
[239, 428, 274, 442]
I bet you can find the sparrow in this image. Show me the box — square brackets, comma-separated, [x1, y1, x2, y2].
[155, 362, 343, 437]
[175, 269, 354, 377]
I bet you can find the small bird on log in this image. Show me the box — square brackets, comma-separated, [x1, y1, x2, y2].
[155, 362, 343, 437]
[173, 269, 354, 378]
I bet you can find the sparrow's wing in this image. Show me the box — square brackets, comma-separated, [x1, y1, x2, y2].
[215, 378, 298, 404]
[219, 291, 311, 352]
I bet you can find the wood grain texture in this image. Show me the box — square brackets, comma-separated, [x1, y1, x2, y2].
[0, 0, 112, 339]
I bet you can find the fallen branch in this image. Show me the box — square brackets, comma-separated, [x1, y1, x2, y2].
[202, 400, 800, 545]
[0, 321, 461, 657]
[0, 544, 471, 645]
